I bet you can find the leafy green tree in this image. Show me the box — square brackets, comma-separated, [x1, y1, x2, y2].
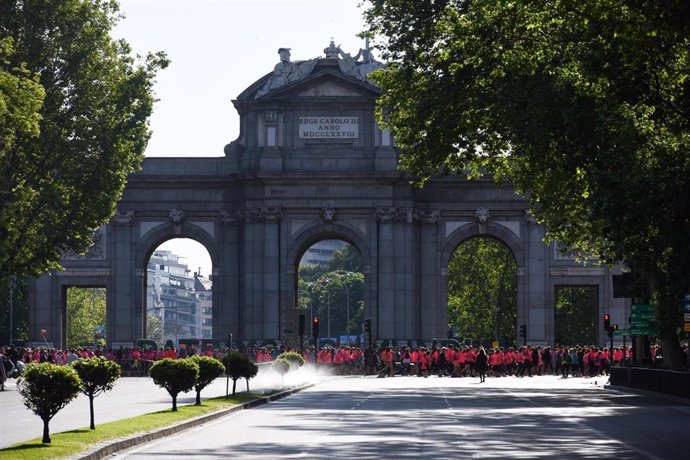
[0, 275, 28, 343]
[223, 352, 256, 396]
[554, 287, 598, 346]
[365, 0, 690, 367]
[448, 238, 517, 345]
[18, 362, 82, 443]
[277, 351, 304, 368]
[67, 287, 106, 347]
[0, 37, 44, 273]
[328, 245, 363, 273]
[72, 356, 121, 429]
[0, 0, 168, 282]
[149, 358, 198, 411]
[243, 359, 258, 392]
[313, 271, 365, 339]
[189, 355, 225, 405]
[146, 313, 164, 345]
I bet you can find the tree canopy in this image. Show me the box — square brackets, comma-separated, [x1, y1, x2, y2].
[0, 0, 168, 281]
[448, 237, 516, 345]
[364, 0, 690, 366]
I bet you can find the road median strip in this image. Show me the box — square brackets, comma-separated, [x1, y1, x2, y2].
[75, 383, 314, 460]
[0, 383, 313, 460]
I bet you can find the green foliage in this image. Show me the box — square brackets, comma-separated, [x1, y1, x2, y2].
[222, 352, 257, 395]
[554, 287, 597, 346]
[0, 275, 28, 343]
[365, 0, 690, 366]
[312, 271, 365, 339]
[66, 288, 106, 347]
[72, 356, 121, 429]
[189, 355, 225, 405]
[18, 362, 82, 443]
[0, 0, 168, 281]
[149, 358, 199, 411]
[146, 314, 164, 346]
[447, 238, 517, 344]
[277, 351, 304, 368]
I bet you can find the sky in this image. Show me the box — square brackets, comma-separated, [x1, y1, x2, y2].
[112, 0, 370, 275]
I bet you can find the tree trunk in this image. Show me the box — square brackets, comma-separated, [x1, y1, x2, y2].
[195, 389, 201, 405]
[225, 374, 230, 398]
[42, 418, 51, 444]
[172, 394, 178, 411]
[232, 378, 237, 395]
[246, 378, 250, 392]
[89, 394, 95, 429]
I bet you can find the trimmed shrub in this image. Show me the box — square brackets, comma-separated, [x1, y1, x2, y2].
[189, 355, 225, 405]
[277, 351, 304, 368]
[72, 357, 121, 429]
[18, 362, 82, 443]
[223, 352, 256, 396]
[149, 358, 199, 411]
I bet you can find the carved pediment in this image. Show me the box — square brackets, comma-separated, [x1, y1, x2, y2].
[297, 80, 366, 97]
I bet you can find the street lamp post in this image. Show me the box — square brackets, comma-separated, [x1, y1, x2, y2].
[344, 281, 351, 345]
[323, 278, 332, 339]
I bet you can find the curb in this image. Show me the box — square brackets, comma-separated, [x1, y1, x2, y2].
[73, 383, 314, 460]
[604, 383, 690, 405]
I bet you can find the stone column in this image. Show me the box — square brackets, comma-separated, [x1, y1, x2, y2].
[417, 210, 442, 340]
[524, 212, 548, 344]
[217, 210, 243, 342]
[374, 208, 396, 339]
[111, 211, 139, 347]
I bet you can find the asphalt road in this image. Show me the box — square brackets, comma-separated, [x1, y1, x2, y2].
[0, 366, 318, 449]
[118, 374, 690, 460]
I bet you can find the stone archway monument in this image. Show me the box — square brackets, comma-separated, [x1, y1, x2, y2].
[28, 41, 628, 348]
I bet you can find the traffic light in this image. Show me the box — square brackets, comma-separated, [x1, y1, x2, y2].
[364, 318, 371, 333]
[298, 314, 305, 336]
[519, 324, 527, 338]
[603, 313, 611, 332]
[608, 323, 618, 338]
[312, 316, 320, 338]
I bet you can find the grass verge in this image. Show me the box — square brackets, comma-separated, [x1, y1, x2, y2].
[0, 392, 263, 460]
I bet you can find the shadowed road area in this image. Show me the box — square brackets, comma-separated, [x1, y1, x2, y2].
[119, 375, 690, 459]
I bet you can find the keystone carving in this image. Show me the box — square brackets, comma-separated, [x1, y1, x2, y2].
[169, 207, 186, 225]
[475, 207, 490, 224]
[320, 207, 336, 223]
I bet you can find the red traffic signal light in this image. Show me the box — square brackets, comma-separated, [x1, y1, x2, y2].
[312, 316, 320, 338]
[603, 314, 611, 332]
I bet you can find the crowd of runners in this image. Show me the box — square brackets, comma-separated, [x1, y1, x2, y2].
[0, 340, 676, 390]
[302, 344, 638, 379]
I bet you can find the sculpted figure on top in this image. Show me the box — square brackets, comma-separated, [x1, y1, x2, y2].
[255, 39, 385, 98]
[255, 47, 317, 98]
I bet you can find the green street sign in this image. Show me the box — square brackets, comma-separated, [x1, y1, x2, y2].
[630, 320, 653, 328]
[627, 328, 658, 336]
[631, 304, 654, 312]
[613, 329, 626, 336]
[630, 311, 655, 321]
